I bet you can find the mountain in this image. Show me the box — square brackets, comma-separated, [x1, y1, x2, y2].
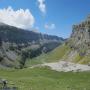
[29, 15, 90, 66]
[0, 23, 63, 43]
[0, 23, 65, 68]
[64, 16, 90, 64]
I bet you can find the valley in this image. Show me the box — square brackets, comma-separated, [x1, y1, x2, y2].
[0, 5, 90, 90]
[0, 67, 90, 90]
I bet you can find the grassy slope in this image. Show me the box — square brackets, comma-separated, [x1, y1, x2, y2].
[26, 42, 90, 66]
[26, 44, 70, 66]
[0, 67, 90, 90]
[79, 55, 90, 64]
[0, 44, 90, 90]
[70, 53, 90, 64]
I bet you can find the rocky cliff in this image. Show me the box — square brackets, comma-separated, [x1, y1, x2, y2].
[0, 23, 64, 68]
[63, 16, 90, 64]
[25, 16, 90, 66]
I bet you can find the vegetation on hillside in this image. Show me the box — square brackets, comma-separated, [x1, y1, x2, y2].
[26, 44, 70, 66]
[0, 24, 65, 68]
[26, 40, 90, 67]
[0, 67, 90, 90]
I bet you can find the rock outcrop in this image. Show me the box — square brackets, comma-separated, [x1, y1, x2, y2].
[71, 16, 90, 52]
[0, 23, 64, 68]
[26, 15, 90, 66]
[63, 16, 90, 64]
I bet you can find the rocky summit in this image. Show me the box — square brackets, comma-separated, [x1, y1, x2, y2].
[63, 16, 90, 64]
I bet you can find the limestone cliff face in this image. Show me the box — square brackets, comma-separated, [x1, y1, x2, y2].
[63, 16, 90, 64]
[0, 23, 64, 68]
[0, 42, 19, 68]
[71, 16, 90, 55]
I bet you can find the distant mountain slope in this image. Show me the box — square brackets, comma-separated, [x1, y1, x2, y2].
[0, 23, 63, 43]
[0, 23, 65, 68]
[29, 15, 90, 66]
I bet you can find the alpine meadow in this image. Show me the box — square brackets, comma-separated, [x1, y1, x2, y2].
[0, 0, 90, 90]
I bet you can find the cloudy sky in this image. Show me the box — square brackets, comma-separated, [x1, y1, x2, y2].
[0, 0, 90, 38]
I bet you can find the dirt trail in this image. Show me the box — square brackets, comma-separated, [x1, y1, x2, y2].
[43, 61, 90, 72]
[30, 61, 90, 72]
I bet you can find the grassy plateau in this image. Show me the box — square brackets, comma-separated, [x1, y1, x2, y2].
[0, 67, 90, 90]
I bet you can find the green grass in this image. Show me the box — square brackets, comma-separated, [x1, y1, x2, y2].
[79, 55, 90, 64]
[0, 67, 90, 90]
[26, 44, 70, 67]
[71, 53, 90, 64]
[73, 53, 84, 63]
[26, 43, 90, 67]
[45, 44, 70, 62]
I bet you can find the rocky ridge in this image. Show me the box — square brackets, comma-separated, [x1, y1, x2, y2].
[63, 16, 90, 64]
[0, 23, 64, 68]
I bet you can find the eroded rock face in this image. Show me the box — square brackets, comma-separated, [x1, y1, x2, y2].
[0, 23, 64, 68]
[70, 16, 90, 54]
[63, 16, 90, 64]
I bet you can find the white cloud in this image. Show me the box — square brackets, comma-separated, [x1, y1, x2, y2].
[0, 6, 35, 29]
[37, 0, 46, 14]
[45, 23, 56, 30]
